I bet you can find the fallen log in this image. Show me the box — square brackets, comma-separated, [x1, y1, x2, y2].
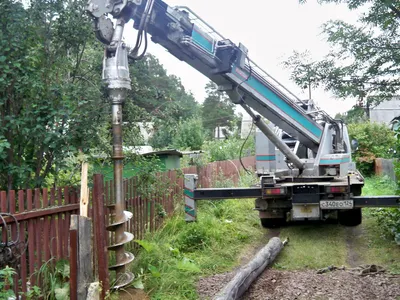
[213, 237, 288, 300]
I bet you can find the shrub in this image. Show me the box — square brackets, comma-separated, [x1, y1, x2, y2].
[172, 117, 205, 151]
[202, 136, 255, 162]
[348, 122, 396, 176]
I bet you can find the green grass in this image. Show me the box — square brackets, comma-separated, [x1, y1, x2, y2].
[362, 175, 397, 196]
[274, 175, 400, 272]
[360, 176, 400, 273]
[273, 224, 348, 270]
[357, 210, 400, 274]
[129, 170, 262, 300]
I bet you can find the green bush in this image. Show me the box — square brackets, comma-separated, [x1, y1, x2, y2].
[363, 177, 400, 245]
[202, 136, 255, 162]
[370, 208, 400, 245]
[172, 117, 205, 151]
[348, 122, 396, 176]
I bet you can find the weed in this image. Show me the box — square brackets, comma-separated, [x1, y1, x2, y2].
[0, 266, 16, 298]
[362, 176, 400, 244]
[30, 258, 70, 300]
[129, 195, 263, 299]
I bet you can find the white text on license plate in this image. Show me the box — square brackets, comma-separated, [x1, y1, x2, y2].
[320, 200, 353, 209]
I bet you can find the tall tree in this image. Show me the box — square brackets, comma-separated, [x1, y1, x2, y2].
[201, 82, 236, 139]
[284, 1, 400, 118]
[0, 0, 112, 189]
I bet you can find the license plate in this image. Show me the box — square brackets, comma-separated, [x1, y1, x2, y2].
[320, 200, 353, 209]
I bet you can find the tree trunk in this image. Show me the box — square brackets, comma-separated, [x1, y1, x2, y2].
[213, 237, 287, 300]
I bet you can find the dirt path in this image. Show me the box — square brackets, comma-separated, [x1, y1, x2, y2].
[197, 220, 400, 300]
[345, 225, 363, 267]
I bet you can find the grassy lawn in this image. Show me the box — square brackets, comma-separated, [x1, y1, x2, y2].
[274, 176, 400, 272]
[129, 198, 263, 300]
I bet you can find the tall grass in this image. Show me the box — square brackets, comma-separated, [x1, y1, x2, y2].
[129, 169, 262, 299]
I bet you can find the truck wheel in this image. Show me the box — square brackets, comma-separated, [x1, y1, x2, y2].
[338, 208, 362, 226]
[260, 218, 285, 228]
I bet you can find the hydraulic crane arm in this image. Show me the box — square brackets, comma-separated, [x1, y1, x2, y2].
[87, 0, 326, 153]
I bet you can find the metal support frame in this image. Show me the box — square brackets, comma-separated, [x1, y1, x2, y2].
[184, 174, 198, 222]
[182, 177, 400, 214]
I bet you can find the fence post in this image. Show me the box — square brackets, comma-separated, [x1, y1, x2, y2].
[93, 174, 110, 298]
[184, 174, 198, 222]
[70, 215, 93, 300]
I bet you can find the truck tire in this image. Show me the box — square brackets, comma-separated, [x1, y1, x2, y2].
[260, 218, 285, 228]
[338, 208, 362, 226]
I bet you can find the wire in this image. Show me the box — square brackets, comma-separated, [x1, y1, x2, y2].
[240, 121, 254, 175]
[129, 0, 154, 61]
[234, 55, 254, 175]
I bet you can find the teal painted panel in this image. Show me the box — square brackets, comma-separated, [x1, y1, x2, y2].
[192, 29, 213, 53]
[231, 66, 322, 140]
[184, 189, 194, 199]
[185, 205, 196, 217]
[256, 155, 276, 161]
[320, 157, 351, 165]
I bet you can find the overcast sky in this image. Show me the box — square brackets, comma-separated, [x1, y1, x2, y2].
[125, 0, 364, 118]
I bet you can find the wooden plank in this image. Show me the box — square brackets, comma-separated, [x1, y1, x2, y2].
[0, 204, 80, 225]
[150, 199, 154, 232]
[8, 190, 18, 293]
[80, 162, 89, 217]
[128, 178, 133, 235]
[18, 190, 27, 294]
[57, 187, 63, 259]
[50, 188, 57, 260]
[64, 187, 70, 257]
[70, 215, 93, 300]
[26, 189, 35, 285]
[69, 227, 78, 300]
[93, 174, 110, 297]
[43, 189, 51, 262]
[34, 189, 42, 275]
[1, 191, 7, 243]
[139, 196, 143, 240]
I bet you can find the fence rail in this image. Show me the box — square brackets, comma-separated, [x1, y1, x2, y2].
[0, 187, 79, 294]
[0, 156, 255, 295]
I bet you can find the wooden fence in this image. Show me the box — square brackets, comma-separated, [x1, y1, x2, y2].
[0, 187, 80, 294]
[0, 156, 255, 295]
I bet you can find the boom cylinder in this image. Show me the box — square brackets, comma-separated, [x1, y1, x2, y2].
[241, 103, 305, 171]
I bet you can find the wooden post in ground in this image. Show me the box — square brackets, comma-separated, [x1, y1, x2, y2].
[70, 215, 93, 300]
[80, 162, 89, 217]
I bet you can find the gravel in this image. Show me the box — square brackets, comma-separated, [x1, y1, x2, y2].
[197, 269, 400, 300]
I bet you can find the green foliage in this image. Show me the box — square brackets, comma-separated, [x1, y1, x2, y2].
[348, 122, 396, 176]
[202, 82, 237, 139]
[0, 266, 16, 298]
[172, 118, 205, 150]
[0, 0, 114, 189]
[130, 173, 262, 299]
[202, 136, 255, 162]
[32, 258, 70, 300]
[335, 106, 368, 124]
[363, 176, 400, 246]
[288, 1, 400, 111]
[371, 208, 400, 245]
